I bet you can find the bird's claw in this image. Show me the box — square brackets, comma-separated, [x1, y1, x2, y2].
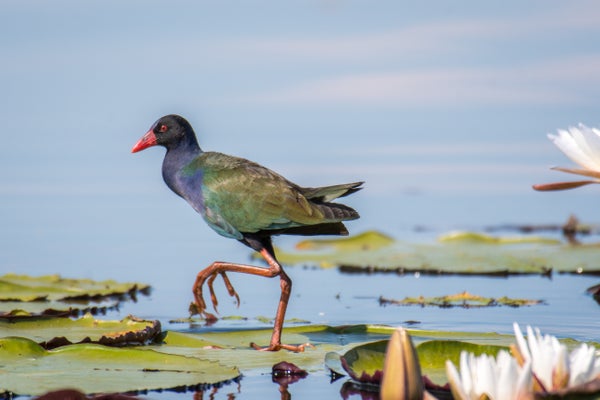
[250, 342, 314, 352]
[193, 269, 241, 321]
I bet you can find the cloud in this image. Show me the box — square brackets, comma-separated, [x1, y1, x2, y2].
[231, 54, 600, 107]
[207, 2, 600, 107]
[204, 2, 600, 68]
[211, 2, 600, 64]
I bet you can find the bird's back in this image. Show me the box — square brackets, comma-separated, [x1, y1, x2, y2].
[183, 152, 361, 239]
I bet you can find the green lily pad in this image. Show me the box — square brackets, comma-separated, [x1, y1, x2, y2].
[379, 291, 545, 308]
[269, 230, 600, 275]
[0, 314, 161, 348]
[33, 388, 143, 400]
[156, 324, 524, 379]
[154, 325, 348, 373]
[0, 299, 120, 319]
[438, 231, 561, 244]
[337, 338, 507, 386]
[295, 230, 395, 251]
[339, 339, 389, 384]
[0, 274, 150, 302]
[0, 336, 240, 397]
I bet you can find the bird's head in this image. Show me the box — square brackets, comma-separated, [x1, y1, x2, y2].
[132, 114, 196, 153]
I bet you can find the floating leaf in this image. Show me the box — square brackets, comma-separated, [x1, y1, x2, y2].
[438, 231, 561, 244]
[0, 274, 150, 302]
[154, 326, 344, 372]
[0, 299, 119, 319]
[379, 291, 545, 308]
[0, 314, 160, 348]
[295, 230, 395, 251]
[339, 339, 506, 387]
[269, 230, 600, 275]
[35, 389, 142, 400]
[0, 337, 240, 397]
[340, 339, 388, 384]
[162, 324, 515, 385]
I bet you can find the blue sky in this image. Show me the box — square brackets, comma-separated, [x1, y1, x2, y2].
[2, 1, 600, 276]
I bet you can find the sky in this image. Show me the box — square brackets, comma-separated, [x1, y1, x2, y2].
[1, 1, 600, 279]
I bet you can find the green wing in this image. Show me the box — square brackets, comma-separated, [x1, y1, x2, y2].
[197, 153, 328, 234]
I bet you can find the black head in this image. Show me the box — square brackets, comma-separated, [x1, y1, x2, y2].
[132, 114, 199, 153]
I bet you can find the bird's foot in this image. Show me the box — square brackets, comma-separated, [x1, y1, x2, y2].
[207, 271, 241, 312]
[249, 342, 313, 352]
[193, 269, 241, 321]
[188, 302, 218, 323]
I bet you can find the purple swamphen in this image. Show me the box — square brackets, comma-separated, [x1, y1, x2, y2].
[132, 114, 362, 351]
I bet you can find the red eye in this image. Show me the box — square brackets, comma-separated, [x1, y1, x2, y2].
[159, 124, 168, 133]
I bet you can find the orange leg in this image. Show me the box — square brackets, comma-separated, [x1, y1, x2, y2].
[193, 248, 308, 352]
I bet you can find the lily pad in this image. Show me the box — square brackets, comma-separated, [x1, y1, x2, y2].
[269, 230, 600, 275]
[0, 274, 150, 302]
[0, 314, 161, 348]
[339, 339, 389, 384]
[0, 299, 120, 319]
[157, 324, 523, 379]
[295, 230, 395, 251]
[438, 231, 561, 244]
[154, 325, 346, 373]
[0, 336, 240, 397]
[379, 291, 545, 308]
[35, 389, 142, 399]
[337, 338, 507, 387]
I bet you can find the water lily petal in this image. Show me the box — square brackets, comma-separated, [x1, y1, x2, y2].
[513, 323, 530, 365]
[532, 179, 600, 191]
[447, 349, 534, 400]
[459, 351, 475, 398]
[477, 354, 497, 399]
[569, 343, 597, 386]
[570, 125, 600, 169]
[516, 359, 533, 400]
[551, 166, 600, 179]
[552, 344, 570, 389]
[550, 126, 600, 171]
[446, 359, 469, 400]
[497, 351, 518, 400]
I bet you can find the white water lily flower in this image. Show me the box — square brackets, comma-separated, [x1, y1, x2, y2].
[512, 323, 600, 391]
[446, 350, 533, 400]
[533, 124, 600, 191]
[570, 342, 600, 387]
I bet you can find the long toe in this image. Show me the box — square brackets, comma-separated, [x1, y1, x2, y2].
[220, 271, 241, 307]
[207, 273, 221, 314]
[249, 342, 312, 352]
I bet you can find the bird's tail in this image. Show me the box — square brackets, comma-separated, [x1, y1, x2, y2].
[314, 202, 360, 221]
[301, 181, 363, 203]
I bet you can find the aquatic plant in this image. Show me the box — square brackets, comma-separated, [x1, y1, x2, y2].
[534, 124, 600, 191]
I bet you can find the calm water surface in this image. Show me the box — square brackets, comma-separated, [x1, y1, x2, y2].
[3, 187, 600, 399]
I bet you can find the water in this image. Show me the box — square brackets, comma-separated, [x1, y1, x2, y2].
[3, 154, 600, 399]
[113, 268, 599, 400]
[4, 224, 599, 398]
[3, 165, 600, 399]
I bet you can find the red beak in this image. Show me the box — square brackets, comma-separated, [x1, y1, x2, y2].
[131, 129, 157, 153]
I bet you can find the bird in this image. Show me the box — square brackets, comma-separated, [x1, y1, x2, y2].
[132, 114, 362, 352]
